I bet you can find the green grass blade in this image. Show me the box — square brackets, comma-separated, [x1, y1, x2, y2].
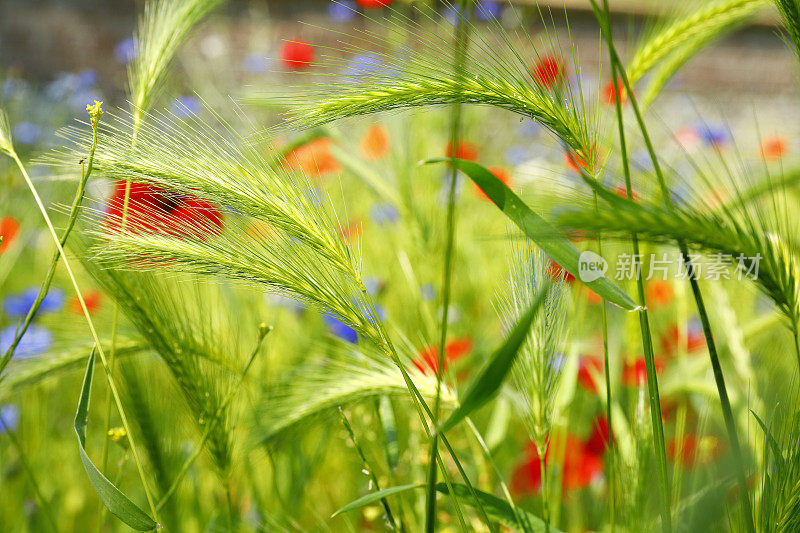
[424, 157, 638, 311]
[74, 348, 158, 532]
[752, 410, 785, 474]
[434, 482, 557, 533]
[437, 283, 549, 435]
[331, 483, 424, 518]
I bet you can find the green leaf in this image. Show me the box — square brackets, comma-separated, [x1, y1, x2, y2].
[434, 483, 558, 533]
[752, 410, 785, 474]
[437, 285, 549, 434]
[423, 158, 639, 311]
[333, 482, 556, 532]
[74, 348, 158, 531]
[332, 483, 424, 517]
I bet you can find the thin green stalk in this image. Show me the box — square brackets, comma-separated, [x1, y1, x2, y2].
[95, 306, 120, 533]
[590, 2, 671, 529]
[155, 324, 270, 512]
[0, 412, 59, 533]
[465, 418, 524, 532]
[1, 131, 96, 374]
[539, 451, 549, 533]
[598, 238, 615, 532]
[338, 407, 399, 530]
[589, 3, 756, 529]
[6, 147, 160, 524]
[426, 2, 471, 531]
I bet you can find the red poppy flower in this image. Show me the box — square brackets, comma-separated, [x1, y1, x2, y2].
[547, 259, 575, 283]
[661, 324, 705, 356]
[646, 279, 674, 307]
[585, 416, 614, 456]
[360, 124, 390, 161]
[338, 218, 363, 243]
[622, 357, 664, 387]
[614, 185, 638, 201]
[474, 167, 511, 200]
[356, 0, 393, 7]
[584, 287, 602, 305]
[532, 55, 565, 89]
[565, 147, 599, 174]
[281, 40, 314, 70]
[760, 135, 788, 162]
[577, 356, 603, 393]
[413, 337, 473, 376]
[667, 434, 722, 467]
[283, 138, 342, 176]
[601, 79, 627, 106]
[0, 216, 20, 253]
[70, 290, 102, 315]
[105, 181, 224, 239]
[445, 140, 479, 162]
[513, 436, 604, 495]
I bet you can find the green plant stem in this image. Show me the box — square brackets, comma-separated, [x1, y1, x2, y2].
[464, 418, 525, 532]
[589, 2, 671, 530]
[7, 150, 160, 525]
[597, 237, 615, 533]
[338, 407, 399, 530]
[426, 1, 471, 531]
[590, 1, 756, 530]
[155, 325, 270, 512]
[1, 134, 96, 374]
[539, 450, 549, 533]
[0, 412, 59, 533]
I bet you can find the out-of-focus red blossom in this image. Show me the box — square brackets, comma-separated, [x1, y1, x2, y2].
[585, 416, 614, 456]
[512, 434, 605, 496]
[577, 356, 603, 393]
[760, 135, 788, 162]
[338, 218, 363, 243]
[601, 79, 627, 106]
[283, 138, 342, 177]
[413, 337, 473, 376]
[280, 40, 314, 70]
[445, 140, 479, 162]
[584, 287, 602, 305]
[661, 324, 705, 356]
[474, 167, 512, 200]
[614, 185, 638, 201]
[622, 357, 665, 387]
[532, 55, 565, 88]
[646, 279, 674, 307]
[70, 290, 102, 315]
[356, 0, 393, 7]
[668, 434, 722, 467]
[360, 124, 391, 161]
[565, 147, 599, 174]
[105, 181, 224, 239]
[547, 259, 575, 283]
[0, 216, 20, 253]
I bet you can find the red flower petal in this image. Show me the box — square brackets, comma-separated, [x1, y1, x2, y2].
[0, 216, 20, 253]
[281, 40, 314, 70]
[532, 55, 565, 89]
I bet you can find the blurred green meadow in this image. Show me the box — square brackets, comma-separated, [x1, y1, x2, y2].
[2, 1, 800, 532]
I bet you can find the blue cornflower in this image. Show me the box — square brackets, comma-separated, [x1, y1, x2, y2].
[76, 69, 98, 90]
[696, 124, 728, 147]
[242, 53, 273, 74]
[12, 122, 41, 146]
[3, 287, 65, 318]
[114, 37, 138, 64]
[363, 276, 385, 295]
[343, 52, 388, 82]
[0, 405, 19, 433]
[475, 0, 503, 21]
[323, 313, 358, 343]
[369, 203, 399, 226]
[171, 96, 202, 117]
[0, 325, 53, 358]
[329, 1, 358, 22]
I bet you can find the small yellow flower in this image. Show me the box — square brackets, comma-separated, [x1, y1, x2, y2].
[107, 427, 128, 450]
[86, 100, 104, 125]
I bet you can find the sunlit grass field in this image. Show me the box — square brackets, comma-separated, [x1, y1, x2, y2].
[2, 0, 800, 531]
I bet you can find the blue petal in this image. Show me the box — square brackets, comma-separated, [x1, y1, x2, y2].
[3, 287, 65, 317]
[329, 1, 358, 22]
[323, 313, 359, 343]
[0, 324, 53, 358]
[114, 37, 138, 64]
[475, 0, 503, 21]
[0, 405, 19, 433]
